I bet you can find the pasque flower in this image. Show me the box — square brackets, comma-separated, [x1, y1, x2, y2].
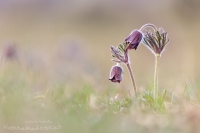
[125, 30, 143, 50]
[143, 28, 169, 55]
[108, 23, 169, 98]
[109, 29, 143, 96]
[142, 26, 169, 99]
[109, 64, 123, 83]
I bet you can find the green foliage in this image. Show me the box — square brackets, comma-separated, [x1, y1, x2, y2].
[106, 97, 132, 113]
[1, 68, 200, 133]
[139, 90, 167, 111]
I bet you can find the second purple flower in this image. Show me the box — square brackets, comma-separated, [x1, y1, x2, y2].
[125, 30, 143, 50]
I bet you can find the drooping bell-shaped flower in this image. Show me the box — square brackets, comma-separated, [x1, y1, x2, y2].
[109, 65, 123, 83]
[125, 30, 143, 50]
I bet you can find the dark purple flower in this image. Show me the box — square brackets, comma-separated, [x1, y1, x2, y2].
[125, 30, 143, 50]
[109, 65, 123, 83]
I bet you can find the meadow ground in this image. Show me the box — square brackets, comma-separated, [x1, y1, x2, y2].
[1, 1, 200, 133]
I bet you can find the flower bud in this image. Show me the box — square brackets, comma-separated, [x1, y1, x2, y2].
[125, 30, 143, 50]
[109, 65, 123, 83]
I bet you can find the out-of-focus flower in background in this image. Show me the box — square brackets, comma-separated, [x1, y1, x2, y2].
[1, 41, 18, 62]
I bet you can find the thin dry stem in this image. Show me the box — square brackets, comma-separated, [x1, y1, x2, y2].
[126, 62, 137, 96]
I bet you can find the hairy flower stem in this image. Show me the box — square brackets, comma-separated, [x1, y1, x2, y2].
[139, 23, 158, 32]
[126, 62, 137, 97]
[154, 54, 160, 99]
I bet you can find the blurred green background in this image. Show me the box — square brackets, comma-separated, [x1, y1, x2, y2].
[0, 0, 200, 133]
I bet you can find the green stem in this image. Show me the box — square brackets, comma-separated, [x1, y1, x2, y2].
[161, 89, 167, 102]
[154, 54, 160, 99]
[126, 62, 137, 96]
